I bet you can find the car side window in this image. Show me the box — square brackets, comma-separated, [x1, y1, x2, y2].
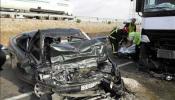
[16, 35, 30, 51]
[28, 31, 42, 61]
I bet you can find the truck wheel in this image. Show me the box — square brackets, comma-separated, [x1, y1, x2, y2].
[139, 43, 149, 71]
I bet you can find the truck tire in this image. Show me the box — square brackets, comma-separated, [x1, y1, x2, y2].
[139, 43, 150, 71]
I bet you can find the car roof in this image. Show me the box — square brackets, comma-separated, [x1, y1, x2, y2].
[22, 28, 82, 38]
[40, 28, 82, 38]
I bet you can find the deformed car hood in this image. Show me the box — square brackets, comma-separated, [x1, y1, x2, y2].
[45, 38, 107, 83]
[51, 43, 79, 53]
[36, 34, 110, 92]
[51, 39, 104, 52]
[49, 39, 106, 61]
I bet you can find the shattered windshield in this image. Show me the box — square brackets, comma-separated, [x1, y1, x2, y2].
[144, 0, 175, 12]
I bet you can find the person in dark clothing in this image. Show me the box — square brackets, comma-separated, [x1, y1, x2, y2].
[109, 18, 137, 55]
[0, 44, 6, 71]
[109, 27, 118, 54]
[109, 27, 128, 54]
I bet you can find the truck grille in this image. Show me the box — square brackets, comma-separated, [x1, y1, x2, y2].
[157, 49, 175, 59]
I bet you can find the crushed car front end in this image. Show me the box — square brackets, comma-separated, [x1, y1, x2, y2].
[8, 28, 124, 99]
[34, 37, 124, 99]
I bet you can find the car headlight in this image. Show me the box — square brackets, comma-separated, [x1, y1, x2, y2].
[95, 45, 107, 63]
[95, 45, 104, 54]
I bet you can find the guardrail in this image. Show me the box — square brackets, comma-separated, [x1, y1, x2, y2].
[0, 11, 74, 20]
[0, 11, 120, 23]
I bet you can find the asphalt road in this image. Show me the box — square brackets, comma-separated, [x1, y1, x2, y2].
[0, 58, 38, 100]
[0, 54, 175, 100]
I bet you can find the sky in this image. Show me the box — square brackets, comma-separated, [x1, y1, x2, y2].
[71, 0, 132, 19]
[1, 0, 133, 19]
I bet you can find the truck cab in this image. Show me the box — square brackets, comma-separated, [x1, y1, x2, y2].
[135, 0, 175, 77]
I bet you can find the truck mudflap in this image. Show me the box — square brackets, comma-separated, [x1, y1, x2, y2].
[150, 71, 175, 81]
[157, 49, 175, 59]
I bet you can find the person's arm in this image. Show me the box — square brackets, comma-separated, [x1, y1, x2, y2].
[124, 23, 129, 27]
[123, 23, 129, 33]
[109, 27, 117, 39]
[126, 34, 134, 47]
[126, 39, 133, 47]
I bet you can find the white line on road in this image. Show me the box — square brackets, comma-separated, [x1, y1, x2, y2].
[118, 61, 133, 68]
[4, 92, 33, 100]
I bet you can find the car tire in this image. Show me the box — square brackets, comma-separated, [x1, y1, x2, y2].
[34, 83, 46, 98]
[40, 94, 52, 100]
[10, 53, 18, 69]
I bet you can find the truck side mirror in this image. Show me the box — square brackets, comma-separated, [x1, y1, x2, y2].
[136, 0, 143, 12]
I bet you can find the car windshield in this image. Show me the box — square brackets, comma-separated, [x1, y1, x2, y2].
[144, 0, 175, 12]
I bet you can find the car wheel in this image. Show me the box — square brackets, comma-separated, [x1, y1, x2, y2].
[34, 83, 46, 98]
[10, 53, 18, 69]
[40, 93, 52, 100]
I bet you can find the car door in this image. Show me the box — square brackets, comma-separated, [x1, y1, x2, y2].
[28, 30, 43, 64]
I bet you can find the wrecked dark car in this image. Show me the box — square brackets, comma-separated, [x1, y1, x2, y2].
[9, 28, 124, 99]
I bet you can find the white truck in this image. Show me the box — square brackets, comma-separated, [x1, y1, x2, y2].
[134, 0, 175, 79]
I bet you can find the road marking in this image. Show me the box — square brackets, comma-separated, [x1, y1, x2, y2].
[118, 61, 133, 68]
[4, 92, 33, 100]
